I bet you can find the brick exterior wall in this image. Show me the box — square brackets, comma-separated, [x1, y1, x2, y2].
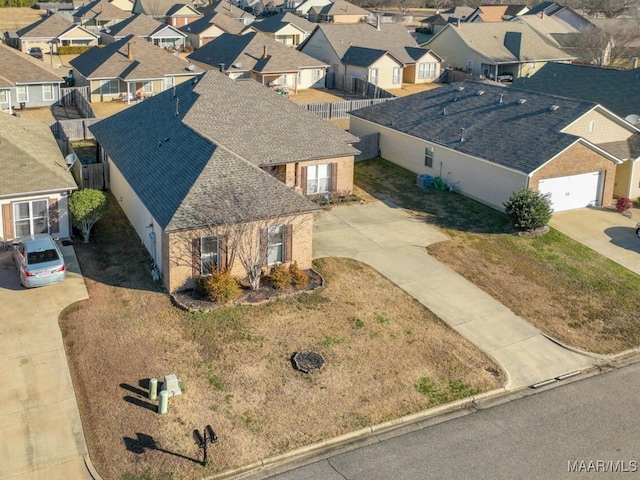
[283, 156, 354, 195]
[163, 212, 314, 292]
[529, 142, 617, 207]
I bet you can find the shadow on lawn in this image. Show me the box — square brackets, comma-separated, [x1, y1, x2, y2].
[123, 433, 201, 465]
[120, 383, 157, 412]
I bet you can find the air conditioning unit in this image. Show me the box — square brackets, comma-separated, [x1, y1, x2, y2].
[416, 174, 433, 189]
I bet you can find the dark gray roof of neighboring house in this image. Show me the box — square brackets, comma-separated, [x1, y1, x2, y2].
[74, 0, 130, 21]
[199, 0, 255, 21]
[179, 12, 245, 35]
[404, 46, 438, 61]
[0, 43, 64, 85]
[421, 6, 474, 25]
[0, 113, 76, 197]
[342, 46, 387, 67]
[70, 35, 202, 80]
[16, 12, 72, 37]
[350, 80, 600, 174]
[88, 71, 358, 230]
[300, 23, 419, 65]
[188, 31, 328, 73]
[511, 62, 640, 119]
[252, 12, 314, 34]
[526, 2, 564, 16]
[107, 12, 166, 36]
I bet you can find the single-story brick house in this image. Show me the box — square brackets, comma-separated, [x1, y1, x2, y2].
[349, 81, 640, 212]
[89, 70, 359, 292]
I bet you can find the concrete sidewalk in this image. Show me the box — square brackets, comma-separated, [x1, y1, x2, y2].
[313, 201, 597, 389]
[0, 246, 92, 480]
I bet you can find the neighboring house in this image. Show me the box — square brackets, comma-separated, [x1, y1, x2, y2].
[188, 31, 328, 91]
[163, 3, 203, 27]
[466, 5, 529, 22]
[179, 12, 247, 48]
[198, 0, 256, 25]
[70, 35, 204, 102]
[512, 62, 640, 199]
[131, 0, 197, 23]
[251, 11, 314, 47]
[0, 43, 64, 111]
[101, 12, 187, 48]
[422, 21, 575, 81]
[350, 81, 640, 212]
[73, 0, 131, 32]
[307, 0, 370, 24]
[298, 23, 442, 89]
[88, 70, 359, 292]
[15, 12, 99, 54]
[0, 113, 77, 241]
[525, 2, 594, 32]
[110, 0, 134, 12]
[419, 6, 474, 34]
[286, 0, 330, 17]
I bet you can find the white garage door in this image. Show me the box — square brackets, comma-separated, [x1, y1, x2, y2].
[538, 172, 602, 212]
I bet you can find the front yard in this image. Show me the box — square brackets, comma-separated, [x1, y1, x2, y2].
[60, 195, 502, 480]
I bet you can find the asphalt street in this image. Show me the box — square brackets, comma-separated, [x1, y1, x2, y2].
[266, 361, 640, 480]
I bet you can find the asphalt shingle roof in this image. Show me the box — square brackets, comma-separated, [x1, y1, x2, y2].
[312, 0, 369, 17]
[0, 43, 64, 85]
[16, 12, 73, 37]
[341, 46, 387, 67]
[74, 0, 130, 22]
[133, 0, 194, 16]
[89, 71, 357, 230]
[188, 31, 328, 73]
[252, 12, 314, 34]
[302, 23, 421, 65]
[106, 12, 166, 36]
[178, 12, 246, 35]
[350, 80, 598, 174]
[511, 62, 640, 119]
[70, 35, 202, 80]
[0, 114, 76, 197]
[198, 0, 255, 21]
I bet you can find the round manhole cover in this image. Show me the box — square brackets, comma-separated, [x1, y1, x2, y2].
[292, 351, 325, 373]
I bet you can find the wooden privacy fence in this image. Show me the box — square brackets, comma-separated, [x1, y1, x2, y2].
[60, 86, 96, 118]
[299, 98, 393, 120]
[332, 73, 395, 99]
[354, 133, 379, 161]
[49, 118, 101, 141]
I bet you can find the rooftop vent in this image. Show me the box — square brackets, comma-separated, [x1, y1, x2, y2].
[455, 86, 465, 91]
[459, 128, 465, 143]
[443, 107, 447, 115]
[548, 105, 559, 111]
[452, 97, 458, 102]
[498, 94, 503, 104]
[517, 98, 527, 104]
[476, 90, 485, 96]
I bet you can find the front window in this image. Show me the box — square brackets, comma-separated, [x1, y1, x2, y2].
[164, 76, 175, 90]
[14, 200, 48, 236]
[267, 225, 284, 265]
[42, 84, 54, 101]
[425, 145, 434, 168]
[393, 67, 401, 84]
[418, 62, 436, 79]
[201, 236, 219, 275]
[143, 82, 153, 94]
[0, 90, 7, 103]
[369, 68, 378, 85]
[17, 86, 28, 103]
[99, 79, 119, 95]
[306, 163, 331, 195]
[312, 69, 321, 82]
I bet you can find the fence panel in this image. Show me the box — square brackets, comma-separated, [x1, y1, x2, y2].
[354, 133, 379, 161]
[78, 163, 109, 190]
[299, 98, 394, 120]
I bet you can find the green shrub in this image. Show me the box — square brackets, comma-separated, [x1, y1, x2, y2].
[504, 188, 552, 231]
[616, 196, 633, 213]
[267, 264, 291, 290]
[289, 262, 309, 288]
[202, 270, 241, 304]
[57, 45, 92, 55]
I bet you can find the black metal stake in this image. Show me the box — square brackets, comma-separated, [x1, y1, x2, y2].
[193, 425, 217, 467]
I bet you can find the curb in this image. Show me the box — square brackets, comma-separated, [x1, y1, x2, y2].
[84, 454, 103, 480]
[540, 332, 640, 363]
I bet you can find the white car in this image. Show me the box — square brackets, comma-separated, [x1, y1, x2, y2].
[12, 234, 66, 288]
[636, 222, 640, 239]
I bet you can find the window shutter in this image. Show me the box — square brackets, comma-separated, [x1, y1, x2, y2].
[49, 199, 59, 235]
[284, 224, 293, 263]
[301, 166, 308, 195]
[192, 238, 201, 277]
[2, 204, 14, 239]
[260, 228, 268, 265]
[330, 162, 338, 192]
[219, 237, 228, 271]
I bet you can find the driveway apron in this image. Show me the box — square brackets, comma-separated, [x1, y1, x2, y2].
[0, 246, 91, 480]
[313, 201, 597, 389]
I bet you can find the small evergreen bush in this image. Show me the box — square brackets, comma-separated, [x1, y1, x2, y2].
[268, 264, 292, 290]
[504, 188, 552, 231]
[289, 262, 309, 288]
[203, 270, 241, 304]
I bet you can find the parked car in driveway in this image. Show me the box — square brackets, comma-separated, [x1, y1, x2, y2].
[636, 222, 640, 239]
[28, 47, 43, 60]
[12, 234, 66, 288]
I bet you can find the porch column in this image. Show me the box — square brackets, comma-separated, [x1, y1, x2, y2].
[494, 64, 498, 81]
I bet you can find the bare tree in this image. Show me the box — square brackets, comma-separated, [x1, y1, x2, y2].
[583, 0, 632, 18]
[561, 27, 612, 66]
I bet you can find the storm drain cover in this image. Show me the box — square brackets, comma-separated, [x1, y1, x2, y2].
[292, 351, 325, 373]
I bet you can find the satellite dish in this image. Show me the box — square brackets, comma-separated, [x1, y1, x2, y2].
[65, 153, 78, 171]
[625, 114, 640, 125]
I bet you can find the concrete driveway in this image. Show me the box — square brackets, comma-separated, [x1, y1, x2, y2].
[313, 201, 598, 390]
[0, 245, 92, 480]
[549, 207, 640, 276]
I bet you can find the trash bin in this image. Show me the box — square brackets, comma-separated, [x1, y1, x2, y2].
[19, 102, 25, 110]
[417, 174, 433, 189]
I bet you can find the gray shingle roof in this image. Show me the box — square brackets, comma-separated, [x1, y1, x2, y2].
[198, 0, 255, 21]
[350, 80, 598, 174]
[0, 114, 77, 197]
[107, 12, 165, 36]
[133, 0, 194, 16]
[88, 71, 356, 230]
[511, 62, 640, 119]
[0, 43, 64, 85]
[301, 23, 420, 65]
[341, 46, 387, 67]
[70, 35, 202, 80]
[178, 12, 245, 35]
[313, 0, 369, 17]
[16, 12, 72, 38]
[74, 0, 130, 22]
[188, 31, 328, 74]
[252, 12, 314, 34]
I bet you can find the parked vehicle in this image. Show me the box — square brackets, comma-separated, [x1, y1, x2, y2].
[28, 47, 43, 60]
[12, 234, 66, 288]
[636, 222, 640, 239]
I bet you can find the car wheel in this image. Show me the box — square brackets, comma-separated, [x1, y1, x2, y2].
[636, 228, 640, 239]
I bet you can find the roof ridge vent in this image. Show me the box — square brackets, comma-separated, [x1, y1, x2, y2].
[517, 98, 527, 104]
[548, 105, 559, 111]
[476, 90, 484, 96]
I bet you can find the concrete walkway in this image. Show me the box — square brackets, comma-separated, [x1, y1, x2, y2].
[313, 201, 597, 389]
[0, 246, 92, 480]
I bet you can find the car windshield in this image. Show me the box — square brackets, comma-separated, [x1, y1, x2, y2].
[28, 249, 60, 265]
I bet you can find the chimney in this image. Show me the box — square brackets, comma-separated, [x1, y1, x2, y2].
[127, 42, 133, 60]
[262, 45, 267, 58]
[219, 63, 225, 72]
[633, 56, 639, 69]
[540, 10, 544, 19]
